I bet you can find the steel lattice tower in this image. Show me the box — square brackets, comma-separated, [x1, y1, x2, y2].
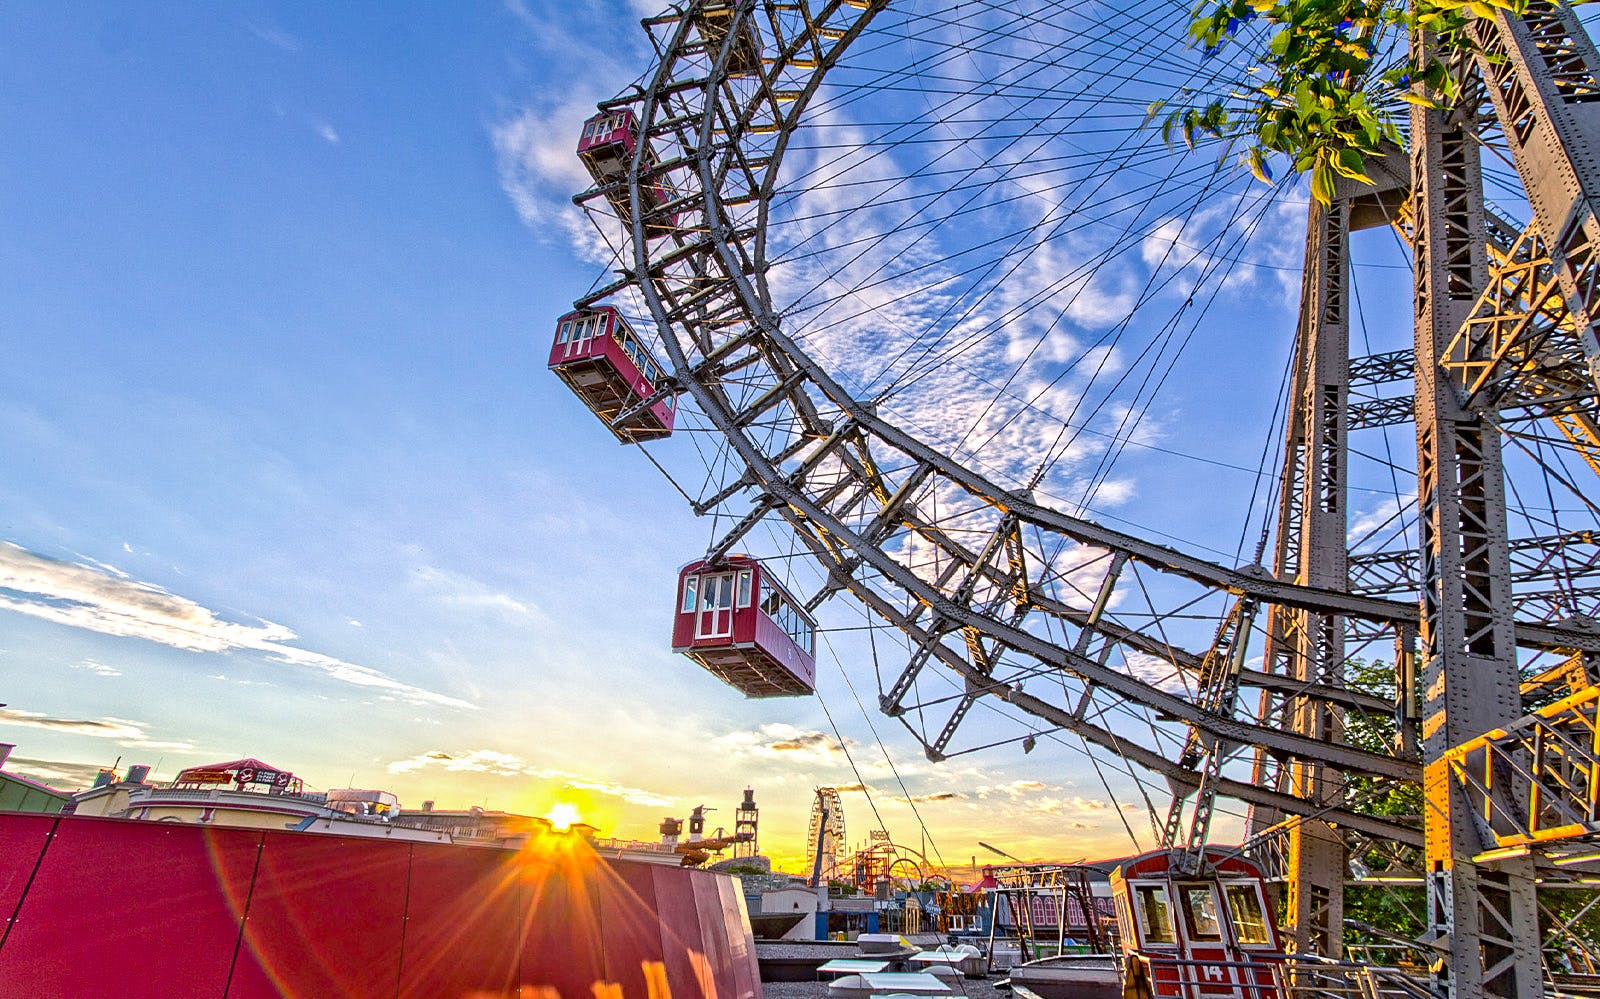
[1258, 8, 1600, 993]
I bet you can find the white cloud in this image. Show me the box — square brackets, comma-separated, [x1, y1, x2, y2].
[0, 707, 199, 754]
[314, 122, 340, 145]
[1121, 650, 1191, 696]
[5, 756, 108, 788]
[1140, 195, 1302, 301]
[386, 749, 675, 807]
[1349, 491, 1415, 549]
[70, 659, 122, 678]
[0, 707, 148, 740]
[247, 21, 300, 52]
[976, 779, 1057, 799]
[715, 723, 851, 768]
[411, 565, 546, 621]
[0, 542, 472, 709]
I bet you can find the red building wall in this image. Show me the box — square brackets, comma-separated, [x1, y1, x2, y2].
[0, 813, 759, 999]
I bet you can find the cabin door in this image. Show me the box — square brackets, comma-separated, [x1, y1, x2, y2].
[695, 571, 736, 640]
[1173, 882, 1247, 998]
[565, 313, 598, 360]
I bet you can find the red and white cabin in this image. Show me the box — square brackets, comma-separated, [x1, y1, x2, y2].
[672, 555, 816, 698]
[576, 109, 679, 235]
[549, 306, 675, 443]
[1110, 849, 1284, 998]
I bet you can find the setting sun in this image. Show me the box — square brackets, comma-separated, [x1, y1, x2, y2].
[545, 802, 582, 833]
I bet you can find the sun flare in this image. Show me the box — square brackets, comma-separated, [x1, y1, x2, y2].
[545, 802, 582, 833]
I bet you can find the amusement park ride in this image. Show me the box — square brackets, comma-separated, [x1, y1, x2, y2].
[546, 1, 1600, 995]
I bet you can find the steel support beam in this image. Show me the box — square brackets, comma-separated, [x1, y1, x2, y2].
[1286, 198, 1350, 958]
[1412, 58, 1542, 997]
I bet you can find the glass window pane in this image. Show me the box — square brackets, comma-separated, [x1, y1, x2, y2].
[1224, 884, 1270, 945]
[702, 574, 732, 610]
[682, 577, 698, 613]
[1135, 885, 1174, 944]
[1181, 885, 1222, 940]
[737, 570, 752, 607]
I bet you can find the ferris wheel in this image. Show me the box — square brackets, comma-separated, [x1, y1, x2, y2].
[551, 1, 1600, 992]
[806, 786, 846, 884]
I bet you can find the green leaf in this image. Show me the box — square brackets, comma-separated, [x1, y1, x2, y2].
[1333, 146, 1376, 183]
[1310, 156, 1336, 205]
[1246, 147, 1273, 184]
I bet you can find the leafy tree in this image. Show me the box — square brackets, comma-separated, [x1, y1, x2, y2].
[1158, 0, 1530, 203]
[1337, 659, 1600, 966]
[1340, 658, 1427, 946]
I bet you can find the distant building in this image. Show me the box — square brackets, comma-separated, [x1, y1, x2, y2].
[70, 758, 448, 842]
[757, 886, 821, 941]
[392, 801, 578, 845]
[0, 744, 69, 814]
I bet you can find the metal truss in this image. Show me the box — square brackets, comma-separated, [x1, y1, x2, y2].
[576, 2, 1600, 994]
[1348, 530, 1600, 613]
[1443, 680, 1600, 857]
[1410, 49, 1542, 994]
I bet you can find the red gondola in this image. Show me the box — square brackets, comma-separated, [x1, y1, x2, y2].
[1110, 849, 1285, 998]
[671, 555, 817, 698]
[549, 306, 676, 443]
[576, 109, 679, 235]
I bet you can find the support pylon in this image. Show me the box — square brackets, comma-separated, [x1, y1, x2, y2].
[1411, 46, 1542, 997]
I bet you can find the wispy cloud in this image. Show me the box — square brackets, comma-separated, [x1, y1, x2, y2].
[70, 659, 122, 678]
[1120, 650, 1192, 696]
[387, 749, 675, 808]
[0, 542, 472, 709]
[489, 0, 657, 270]
[411, 565, 546, 621]
[4, 756, 108, 789]
[716, 723, 850, 767]
[314, 121, 340, 145]
[247, 21, 300, 53]
[976, 779, 1054, 799]
[0, 707, 196, 753]
[899, 790, 964, 803]
[766, 730, 841, 754]
[0, 707, 148, 740]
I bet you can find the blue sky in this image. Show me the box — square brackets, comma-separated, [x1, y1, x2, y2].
[0, 2, 1373, 869]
